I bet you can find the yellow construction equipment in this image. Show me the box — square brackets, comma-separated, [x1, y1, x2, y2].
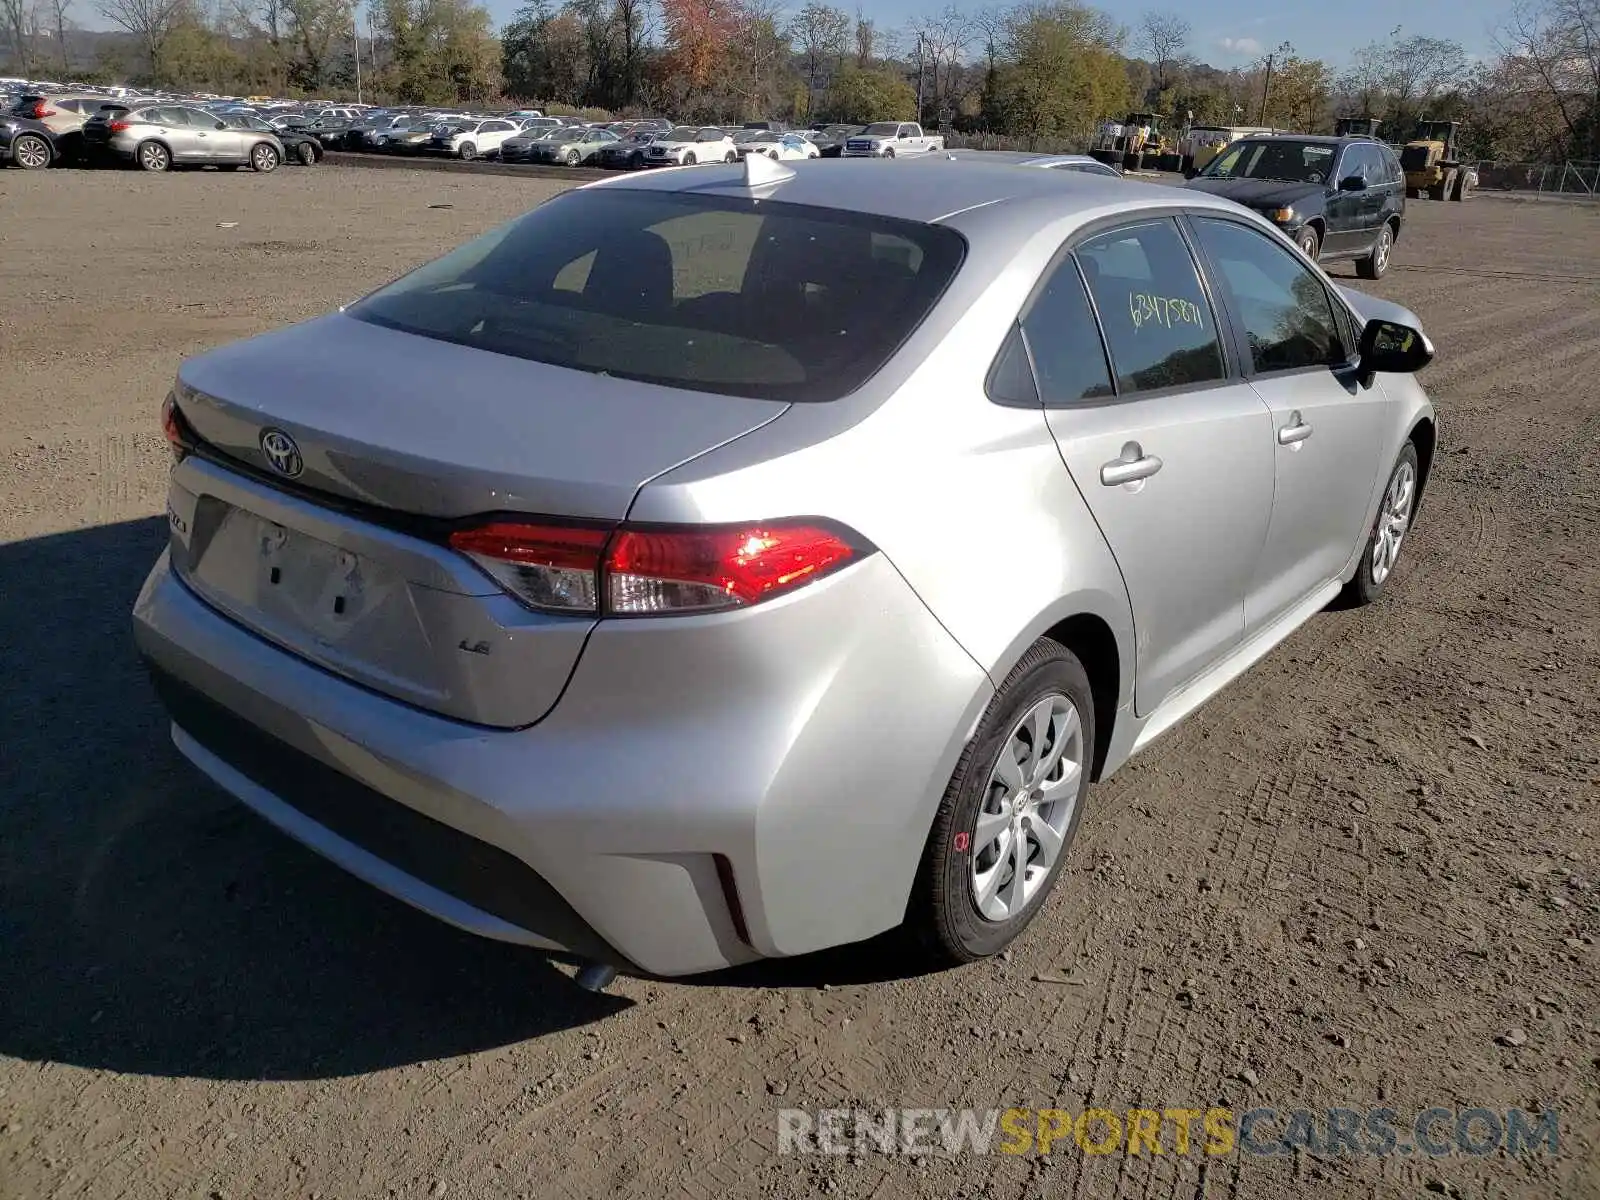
[1181, 124, 1275, 177]
[1400, 119, 1474, 201]
[1090, 112, 1171, 171]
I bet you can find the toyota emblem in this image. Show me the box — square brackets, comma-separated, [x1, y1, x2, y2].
[260, 428, 304, 478]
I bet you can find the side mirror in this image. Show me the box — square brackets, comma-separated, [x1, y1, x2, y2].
[1338, 175, 1366, 191]
[1357, 318, 1433, 386]
[215, 121, 227, 130]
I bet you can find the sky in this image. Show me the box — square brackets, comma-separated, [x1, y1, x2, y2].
[468, 0, 1511, 66]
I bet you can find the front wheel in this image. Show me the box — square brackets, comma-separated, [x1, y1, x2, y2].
[910, 639, 1094, 965]
[882, 147, 895, 159]
[683, 152, 696, 165]
[1356, 222, 1393, 279]
[295, 141, 317, 166]
[11, 132, 51, 169]
[250, 143, 279, 172]
[1340, 441, 1420, 606]
[566, 148, 581, 166]
[458, 142, 477, 161]
[1296, 225, 1321, 260]
[725, 150, 737, 162]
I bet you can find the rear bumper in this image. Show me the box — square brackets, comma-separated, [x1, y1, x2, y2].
[134, 546, 991, 976]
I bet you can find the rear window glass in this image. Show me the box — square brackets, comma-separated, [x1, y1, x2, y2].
[349, 190, 966, 402]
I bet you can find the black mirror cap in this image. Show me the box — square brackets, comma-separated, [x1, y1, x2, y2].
[1358, 317, 1434, 385]
[1338, 175, 1367, 191]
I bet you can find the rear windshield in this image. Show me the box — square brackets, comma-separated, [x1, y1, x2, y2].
[349, 189, 965, 403]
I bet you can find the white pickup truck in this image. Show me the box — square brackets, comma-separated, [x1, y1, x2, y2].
[842, 121, 946, 158]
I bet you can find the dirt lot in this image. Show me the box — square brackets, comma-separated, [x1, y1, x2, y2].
[1, 167, 1597, 1200]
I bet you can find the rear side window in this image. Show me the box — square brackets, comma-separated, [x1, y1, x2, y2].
[1019, 256, 1114, 404]
[349, 190, 966, 402]
[1190, 217, 1345, 373]
[1075, 219, 1225, 394]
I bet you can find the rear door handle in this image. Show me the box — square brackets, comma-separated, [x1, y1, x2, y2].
[1278, 412, 1314, 445]
[1100, 445, 1164, 487]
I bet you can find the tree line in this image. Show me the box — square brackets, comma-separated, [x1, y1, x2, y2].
[2, 0, 1596, 162]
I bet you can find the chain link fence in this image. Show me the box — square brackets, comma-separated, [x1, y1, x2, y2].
[1472, 161, 1600, 196]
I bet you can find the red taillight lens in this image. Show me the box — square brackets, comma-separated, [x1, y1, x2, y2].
[447, 519, 866, 616]
[27, 102, 54, 118]
[108, 119, 131, 132]
[448, 522, 609, 613]
[607, 523, 860, 614]
[161, 392, 190, 461]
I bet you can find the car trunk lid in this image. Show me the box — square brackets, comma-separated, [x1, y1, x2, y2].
[168, 313, 788, 726]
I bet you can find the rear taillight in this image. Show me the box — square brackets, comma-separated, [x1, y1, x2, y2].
[161, 392, 192, 461]
[448, 519, 868, 617]
[108, 119, 132, 132]
[26, 102, 54, 118]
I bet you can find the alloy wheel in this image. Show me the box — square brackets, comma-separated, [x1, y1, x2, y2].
[1370, 458, 1415, 585]
[1374, 228, 1391, 272]
[970, 693, 1084, 921]
[252, 144, 277, 172]
[13, 134, 50, 169]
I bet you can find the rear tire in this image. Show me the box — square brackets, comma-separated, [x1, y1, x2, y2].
[1406, 186, 1420, 199]
[11, 132, 51, 169]
[1355, 221, 1393, 280]
[137, 140, 170, 172]
[1450, 171, 1472, 201]
[910, 639, 1095, 966]
[1340, 441, 1419, 607]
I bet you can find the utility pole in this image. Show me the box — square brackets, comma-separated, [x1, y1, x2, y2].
[1257, 52, 1275, 126]
[915, 32, 926, 125]
[353, 6, 363, 104]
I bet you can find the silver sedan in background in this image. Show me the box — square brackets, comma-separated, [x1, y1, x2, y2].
[133, 161, 1436, 984]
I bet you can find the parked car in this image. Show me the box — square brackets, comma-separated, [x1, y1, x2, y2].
[427, 117, 524, 160]
[6, 91, 114, 159]
[596, 128, 658, 170]
[1185, 134, 1406, 278]
[644, 125, 738, 166]
[805, 124, 864, 157]
[736, 130, 821, 161]
[82, 103, 283, 172]
[932, 149, 1125, 176]
[525, 125, 619, 165]
[0, 113, 61, 168]
[499, 127, 567, 163]
[843, 121, 945, 157]
[225, 112, 321, 165]
[135, 161, 1436, 985]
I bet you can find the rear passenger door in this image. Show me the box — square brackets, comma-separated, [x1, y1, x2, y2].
[1187, 215, 1390, 629]
[1031, 217, 1276, 714]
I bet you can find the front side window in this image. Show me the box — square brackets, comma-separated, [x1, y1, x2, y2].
[1075, 219, 1226, 394]
[349, 190, 966, 403]
[1190, 217, 1346, 374]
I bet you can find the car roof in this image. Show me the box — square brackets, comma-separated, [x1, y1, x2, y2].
[589, 157, 1241, 228]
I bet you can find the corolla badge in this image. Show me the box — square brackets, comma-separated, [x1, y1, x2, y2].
[260, 428, 304, 478]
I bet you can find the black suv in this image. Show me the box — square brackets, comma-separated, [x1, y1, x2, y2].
[1184, 135, 1405, 279]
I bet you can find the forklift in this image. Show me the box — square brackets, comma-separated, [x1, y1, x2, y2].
[1090, 111, 1170, 171]
[1400, 119, 1474, 201]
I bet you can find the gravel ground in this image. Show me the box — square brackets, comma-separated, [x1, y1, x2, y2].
[1, 167, 1597, 1200]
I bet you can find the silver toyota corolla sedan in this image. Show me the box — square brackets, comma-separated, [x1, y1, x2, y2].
[133, 158, 1437, 983]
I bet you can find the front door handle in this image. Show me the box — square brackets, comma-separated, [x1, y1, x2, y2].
[1100, 443, 1164, 487]
[1278, 412, 1314, 445]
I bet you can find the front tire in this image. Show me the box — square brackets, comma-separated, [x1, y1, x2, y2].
[250, 143, 279, 172]
[458, 142, 477, 161]
[11, 132, 51, 169]
[910, 639, 1094, 965]
[1356, 222, 1393, 279]
[295, 141, 317, 166]
[137, 140, 170, 172]
[1296, 225, 1321, 260]
[683, 151, 696, 165]
[1340, 441, 1420, 606]
[566, 148, 581, 166]
[883, 147, 895, 159]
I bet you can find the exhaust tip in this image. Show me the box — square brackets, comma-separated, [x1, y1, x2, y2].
[575, 962, 619, 993]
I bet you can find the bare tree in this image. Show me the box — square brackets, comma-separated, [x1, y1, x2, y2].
[1138, 10, 1190, 95]
[1, 0, 32, 73]
[1496, 0, 1600, 158]
[48, 0, 71, 74]
[910, 4, 970, 123]
[852, 4, 873, 65]
[971, 3, 1004, 74]
[790, 1, 850, 107]
[96, 0, 189, 75]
